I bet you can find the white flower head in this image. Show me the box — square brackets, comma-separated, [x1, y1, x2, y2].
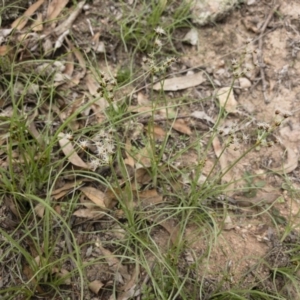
[79, 139, 89, 150]
[155, 26, 166, 35]
[95, 144, 105, 156]
[89, 158, 101, 170]
[154, 38, 162, 48]
[101, 153, 110, 164]
[65, 132, 73, 140]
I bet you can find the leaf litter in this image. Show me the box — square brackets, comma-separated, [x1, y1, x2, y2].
[1, 0, 300, 299]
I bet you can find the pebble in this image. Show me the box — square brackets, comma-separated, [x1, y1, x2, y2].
[239, 77, 252, 89]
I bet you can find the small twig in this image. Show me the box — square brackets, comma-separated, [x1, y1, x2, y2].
[257, 3, 280, 104]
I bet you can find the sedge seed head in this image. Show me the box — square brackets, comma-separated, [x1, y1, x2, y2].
[155, 26, 166, 35]
[65, 132, 73, 141]
[79, 139, 89, 150]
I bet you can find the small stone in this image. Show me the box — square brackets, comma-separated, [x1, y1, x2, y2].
[239, 77, 252, 89]
[183, 28, 199, 46]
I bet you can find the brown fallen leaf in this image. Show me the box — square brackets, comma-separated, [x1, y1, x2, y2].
[137, 92, 151, 106]
[149, 124, 167, 141]
[58, 133, 89, 169]
[52, 183, 78, 196]
[270, 147, 298, 174]
[73, 208, 105, 219]
[85, 73, 100, 95]
[134, 167, 152, 185]
[23, 264, 45, 294]
[80, 186, 108, 209]
[138, 189, 163, 207]
[63, 52, 74, 77]
[54, 1, 86, 36]
[34, 203, 45, 218]
[52, 180, 84, 199]
[31, 13, 43, 31]
[46, 0, 69, 22]
[52, 267, 71, 285]
[95, 238, 131, 284]
[217, 87, 238, 113]
[171, 119, 192, 135]
[11, 0, 45, 30]
[135, 142, 153, 168]
[65, 38, 87, 84]
[89, 280, 104, 294]
[124, 139, 135, 168]
[153, 72, 205, 91]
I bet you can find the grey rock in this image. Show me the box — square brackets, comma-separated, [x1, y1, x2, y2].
[190, 0, 241, 26]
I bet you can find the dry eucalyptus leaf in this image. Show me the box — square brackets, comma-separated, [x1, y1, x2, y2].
[80, 186, 108, 209]
[135, 142, 153, 168]
[171, 119, 192, 135]
[153, 72, 205, 91]
[31, 13, 43, 31]
[124, 139, 135, 168]
[151, 125, 167, 141]
[52, 181, 84, 196]
[89, 280, 104, 294]
[11, 0, 45, 30]
[137, 92, 151, 106]
[58, 133, 89, 169]
[135, 168, 152, 185]
[159, 219, 179, 245]
[73, 208, 105, 219]
[270, 147, 298, 174]
[217, 87, 238, 113]
[34, 203, 45, 218]
[85, 73, 100, 95]
[95, 239, 131, 283]
[190, 111, 215, 125]
[138, 189, 163, 207]
[54, 1, 86, 36]
[52, 268, 71, 285]
[212, 136, 233, 187]
[46, 0, 69, 22]
[63, 52, 74, 77]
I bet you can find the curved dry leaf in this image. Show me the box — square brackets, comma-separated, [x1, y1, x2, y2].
[95, 238, 131, 282]
[73, 209, 105, 219]
[271, 147, 298, 174]
[151, 125, 167, 141]
[34, 203, 45, 218]
[135, 143, 153, 168]
[138, 189, 163, 207]
[217, 87, 238, 113]
[80, 186, 108, 209]
[124, 139, 135, 168]
[58, 133, 89, 169]
[46, 0, 69, 22]
[11, 0, 45, 30]
[159, 219, 179, 245]
[89, 280, 104, 294]
[171, 119, 192, 135]
[153, 72, 205, 91]
[190, 111, 215, 125]
[31, 13, 43, 31]
[63, 52, 74, 77]
[52, 268, 71, 285]
[51, 180, 84, 199]
[54, 1, 86, 36]
[86, 73, 100, 95]
[135, 167, 152, 185]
